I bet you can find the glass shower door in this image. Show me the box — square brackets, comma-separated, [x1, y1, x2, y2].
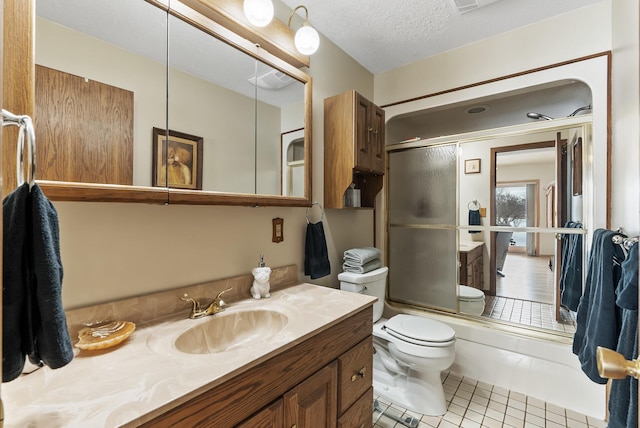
[387, 144, 458, 312]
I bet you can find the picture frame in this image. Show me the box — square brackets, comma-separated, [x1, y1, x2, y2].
[152, 127, 203, 190]
[464, 158, 481, 174]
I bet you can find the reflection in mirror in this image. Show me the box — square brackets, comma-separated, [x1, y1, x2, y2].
[167, 13, 258, 194]
[35, 0, 310, 203]
[458, 125, 587, 335]
[254, 61, 306, 196]
[281, 128, 305, 197]
[35, 0, 168, 187]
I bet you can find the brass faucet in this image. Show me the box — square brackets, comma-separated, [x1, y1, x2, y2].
[180, 287, 232, 319]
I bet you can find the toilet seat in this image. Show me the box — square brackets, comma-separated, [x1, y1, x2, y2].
[459, 285, 485, 302]
[383, 314, 455, 347]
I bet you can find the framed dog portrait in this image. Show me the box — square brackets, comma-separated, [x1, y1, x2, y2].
[152, 127, 203, 190]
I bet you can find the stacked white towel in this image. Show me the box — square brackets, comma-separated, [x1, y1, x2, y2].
[343, 247, 382, 273]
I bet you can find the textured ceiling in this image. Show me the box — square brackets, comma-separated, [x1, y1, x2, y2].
[280, 0, 605, 74]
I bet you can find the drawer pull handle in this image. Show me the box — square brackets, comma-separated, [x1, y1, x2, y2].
[351, 367, 366, 381]
[291, 425, 297, 428]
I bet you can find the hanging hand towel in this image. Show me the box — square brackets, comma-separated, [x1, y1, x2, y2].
[608, 242, 638, 428]
[343, 247, 381, 266]
[304, 221, 330, 279]
[559, 221, 583, 311]
[2, 183, 30, 382]
[27, 184, 73, 370]
[468, 209, 481, 234]
[573, 228, 624, 384]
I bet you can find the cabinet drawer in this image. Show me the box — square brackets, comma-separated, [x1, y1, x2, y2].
[337, 387, 373, 428]
[337, 336, 373, 414]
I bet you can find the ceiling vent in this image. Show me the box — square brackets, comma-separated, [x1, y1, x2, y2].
[450, 0, 502, 14]
[248, 69, 295, 90]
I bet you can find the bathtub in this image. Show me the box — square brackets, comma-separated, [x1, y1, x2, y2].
[387, 304, 607, 420]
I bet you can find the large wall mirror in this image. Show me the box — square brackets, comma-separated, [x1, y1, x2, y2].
[384, 54, 610, 337]
[32, 0, 311, 206]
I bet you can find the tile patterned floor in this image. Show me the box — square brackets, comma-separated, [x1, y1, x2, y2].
[483, 296, 577, 334]
[373, 372, 606, 428]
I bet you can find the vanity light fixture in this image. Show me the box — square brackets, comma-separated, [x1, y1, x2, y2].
[287, 5, 320, 55]
[243, 0, 275, 27]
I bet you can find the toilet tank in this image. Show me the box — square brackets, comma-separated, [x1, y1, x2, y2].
[338, 267, 388, 322]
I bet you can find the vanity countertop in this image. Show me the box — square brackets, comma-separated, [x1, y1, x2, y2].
[2, 283, 376, 427]
[459, 240, 485, 252]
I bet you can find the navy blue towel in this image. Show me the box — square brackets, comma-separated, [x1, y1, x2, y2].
[573, 229, 624, 384]
[468, 209, 481, 234]
[27, 184, 73, 369]
[3, 183, 30, 382]
[608, 242, 638, 428]
[559, 221, 583, 311]
[2, 183, 73, 383]
[304, 221, 330, 279]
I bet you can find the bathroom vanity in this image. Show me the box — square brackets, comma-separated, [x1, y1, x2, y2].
[2, 267, 376, 427]
[459, 241, 484, 290]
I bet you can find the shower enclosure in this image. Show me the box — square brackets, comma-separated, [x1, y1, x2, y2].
[387, 144, 459, 313]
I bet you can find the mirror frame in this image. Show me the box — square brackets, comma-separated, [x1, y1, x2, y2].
[6, 0, 312, 207]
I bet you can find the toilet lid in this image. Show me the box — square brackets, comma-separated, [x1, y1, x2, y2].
[384, 314, 455, 344]
[459, 285, 485, 301]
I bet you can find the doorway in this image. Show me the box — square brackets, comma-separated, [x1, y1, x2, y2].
[489, 141, 576, 332]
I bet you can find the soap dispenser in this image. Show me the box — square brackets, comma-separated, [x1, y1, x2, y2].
[251, 255, 272, 299]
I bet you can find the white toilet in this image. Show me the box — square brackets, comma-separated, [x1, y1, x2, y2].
[338, 267, 456, 416]
[459, 284, 485, 316]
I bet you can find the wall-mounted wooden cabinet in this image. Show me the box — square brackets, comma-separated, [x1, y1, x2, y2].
[324, 90, 385, 209]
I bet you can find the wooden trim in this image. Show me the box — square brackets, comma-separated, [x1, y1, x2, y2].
[38, 181, 169, 204]
[177, 0, 309, 69]
[2, 0, 35, 197]
[140, 306, 372, 427]
[380, 52, 613, 109]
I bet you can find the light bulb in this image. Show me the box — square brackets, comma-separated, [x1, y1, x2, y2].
[294, 24, 320, 55]
[243, 0, 274, 28]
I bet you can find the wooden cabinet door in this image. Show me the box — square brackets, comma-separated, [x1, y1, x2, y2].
[354, 93, 371, 171]
[370, 105, 385, 174]
[236, 399, 284, 428]
[284, 362, 338, 428]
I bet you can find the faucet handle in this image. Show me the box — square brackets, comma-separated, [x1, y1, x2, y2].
[214, 287, 233, 306]
[180, 293, 198, 304]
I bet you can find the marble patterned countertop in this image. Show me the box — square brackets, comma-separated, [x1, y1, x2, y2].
[3, 283, 376, 427]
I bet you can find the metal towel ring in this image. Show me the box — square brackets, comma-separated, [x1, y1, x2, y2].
[306, 201, 325, 224]
[467, 200, 481, 210]
[3, 109, 36, 189]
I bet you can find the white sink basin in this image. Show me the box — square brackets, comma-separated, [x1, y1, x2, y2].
[173, 309, 288, 354]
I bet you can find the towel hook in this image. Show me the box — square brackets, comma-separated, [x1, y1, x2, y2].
[467, 200, 481, 210]
[306, 201, 325, 224]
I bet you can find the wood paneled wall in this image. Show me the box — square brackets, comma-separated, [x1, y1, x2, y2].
[35, 65, 134, 185]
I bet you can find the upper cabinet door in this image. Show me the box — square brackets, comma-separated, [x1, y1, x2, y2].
[353, 92, 385, 174]
[370, 103, 385, 173]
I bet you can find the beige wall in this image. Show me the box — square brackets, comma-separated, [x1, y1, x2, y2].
[52, 0, 640, 310]
[375, 0, 640, 237]
[54, 19, 375, 308]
